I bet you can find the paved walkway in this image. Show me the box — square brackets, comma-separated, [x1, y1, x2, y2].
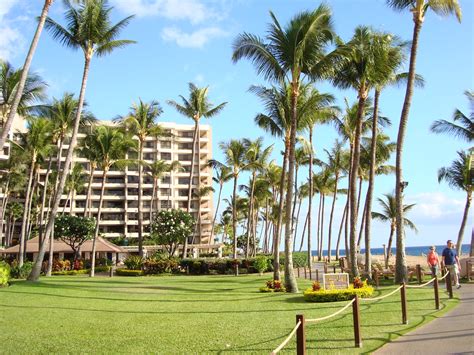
[375, 283, 474, 354]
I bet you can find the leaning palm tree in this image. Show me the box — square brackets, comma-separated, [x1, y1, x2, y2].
[118, 99, 164, 257]
[233, 4, 334, 293]
[0, 0, 54, 152]
[431, 90, 473, 145]
[386, 0, 462, 283]
[209, 164, 232, 245]
[372, 193, 417, 268]
[147, 160, 181, 220]
[88, 126, 136, 277]
[29, 0, 135, 281]
[64, 163, 87, 214]
[438, 151, 472, 256]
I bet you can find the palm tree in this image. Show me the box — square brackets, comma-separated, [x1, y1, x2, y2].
[233, 4, 334, 293]
[386, 0, 462, 283]
[80, 129, 100, 217]
[5, 202, 23, 247]
[147, 160, 181, 220]
[372, 193, 417, 268]
[0, 0, 54, 152]
[438, 151, 472, 256]
[431, 90, 473, 145]
[29, 0, 135, 281]
[14, 117, 53, 266]
[167, 83, 227, 255]
[88, 126, 136, 277]
[64, 163, 87, 214]
[209, 164, 232, 245]
[192, 186, 214, 245]
[330, 26, 400, 276]
[0, 61, 47, 128]
[118, 99, 164, 257]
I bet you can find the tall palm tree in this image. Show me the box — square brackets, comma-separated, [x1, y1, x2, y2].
[5, 202, 23, 247]
[0, 0, 54, 152]
[118, 99, 163, 257]
[88, 126, 136, 277]
[0, 61, 47, 127]
[386, 0, 462, 283]
[233, 4, 334, 293]
[167, 83, 227, 254]
[372, 193, 417, 268]
[14, 117, 53, 266]
[29, 0, 135, 281]
[431, 90, 473, 145]
[147, 160, 181, 220]
[330, 26, 399, 276]
[80, 129, 100, 217]
[64, 163, 87, 214]
[438, 151, 472, 256]
[209, 164, 232, 245]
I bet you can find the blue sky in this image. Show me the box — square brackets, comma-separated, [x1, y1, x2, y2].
[1, 0, 472, 249]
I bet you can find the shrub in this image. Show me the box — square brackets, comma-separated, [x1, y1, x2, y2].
[312, 281, 321, 291]
[10, 261, 33, 279]
[53, 259, 71, 272]
[0, 261, 11, 287]
[254, 256, 269, 274]
[51, 266, 110, 276]
[124, 255, 143, 270]
[259, 279, 287, 293]
[115, 268, 143, 276]
[143, 258, 179, 275]
[279, 252, 308, 268]
[353, 277, 364, 289]
[303, 284, 374, 302]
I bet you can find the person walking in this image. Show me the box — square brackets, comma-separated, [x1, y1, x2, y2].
[442, 240, 462, 289]
[427, 245, 440, 278]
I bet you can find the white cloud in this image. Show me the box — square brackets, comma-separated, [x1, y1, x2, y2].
[161, 26, 227, 48]
[0, 0, 24, 61]
[111, 0, 223, 24]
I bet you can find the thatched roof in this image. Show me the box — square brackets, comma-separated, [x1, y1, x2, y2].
[1, 236, 127, 254]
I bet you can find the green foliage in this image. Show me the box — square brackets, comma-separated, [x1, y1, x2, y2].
[259, 279, 286, 293]
[10, 261, 33, 279]
[51, 266, 110, 276]
[0, 261, 10, 287]
[123, 255, 143, 270]
[253, 255, 269, 274]
[54, 215, 96, 258]
[150, 209, 194, 256]
[279, 252, 308, 268]
[304, 283, 374, 302]
[143, 258, 180, 275]
[115, 269, 143, 276]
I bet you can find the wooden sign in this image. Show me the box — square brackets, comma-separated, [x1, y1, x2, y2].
[323, 273, 349, 290]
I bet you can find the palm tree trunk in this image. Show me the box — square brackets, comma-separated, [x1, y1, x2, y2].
[210, 182, 223, 245]
[273, 139, 289, 281]
[349, 94, 367, 277]
[307, 127, 314, 271]
[335, 199, 348, 260]
[246, 172, 256, 258]
[357, 197, 368, 248]
[90, 170, 107, 277]
[84, 163, 95, 217]
[263, 198, 270, 253]
[19, 158, 35, 267]
[456, 191, 472, 256]
[183, 121, 199, 258]
[395, 17, 422, 284]
[290, 164, 299, 239]
[39, 155, 53, 247]
[46, 227, 54, 277]
[320, 195, 326, 260]
[0, 0, 53, 151]
[28, 54, 91, 281]
[284, 84, 299, 293]
[232, 174, 238, 260]
[150, 177, 156, 223]
[365, 88, 380, 275]
[25, 169, 39, 249]
[138, 140, 144, 257]
[196, 122, 202, 244]
[316, 193, 322, 260]
[386, 223, 395, 268]
[0, 185, 9, 247]
[298, 211, 308, 252]
[327, 174, 339, 262]
[292, 198, 302, 252]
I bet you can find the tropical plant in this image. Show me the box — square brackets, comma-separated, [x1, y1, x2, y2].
[63, 163, 87, 214]
[167, 83, 227, 256]
[233, 5, 335, 292]
[29, 0, 135, 281]
[147, 160, 181, 220]
[372, 193, 417, 268]
[386, 0, 462, 283]
[54, 215, 95, 261]
[209, 164, 232, 245]
[438, 151, 472, 256]
[118, 99, 164, 257]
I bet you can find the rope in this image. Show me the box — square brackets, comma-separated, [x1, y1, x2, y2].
[406, 277, 436, 288]
[305, 298, 355, 323]
[270, 320, 301, 354]
[438, 271, 450, 281]
[361, 285, 403, 302]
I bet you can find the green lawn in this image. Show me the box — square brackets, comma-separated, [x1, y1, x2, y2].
[0, 274, 458, 354]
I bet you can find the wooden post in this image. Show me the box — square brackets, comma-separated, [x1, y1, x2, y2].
[400, 283, 408, 324]
[374, 271, 379, 288]
[434, 276, 440, 310]
[333, 265, 336, 273]
[304, 266, 307, 279]
[297, 267, 300, 278]
[109, 265, 114, 277]
[296, 314, 306, 355]
[416, 264, 422, 284]
[235, 263, 239, 276]
[446, 272, 453, 299]
[324, 263, 328, 274]
[352, 295, 362, 348]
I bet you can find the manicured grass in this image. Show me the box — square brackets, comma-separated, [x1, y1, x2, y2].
[0, 274, 458, 354]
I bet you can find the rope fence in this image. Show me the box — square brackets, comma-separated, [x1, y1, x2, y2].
[270, 270, 455, 354]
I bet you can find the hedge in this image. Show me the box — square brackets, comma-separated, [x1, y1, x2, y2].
[0, 261, 10, 287]
[115, 269, 143, 276]
[51, 266, 111, 276]
[303, 284, 374, 302]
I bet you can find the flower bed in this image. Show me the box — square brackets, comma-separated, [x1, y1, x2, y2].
[259, 279, 286, 292]
[304, 280, 374, 302]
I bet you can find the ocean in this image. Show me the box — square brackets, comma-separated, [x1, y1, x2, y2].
[311, 244, 471, 257]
